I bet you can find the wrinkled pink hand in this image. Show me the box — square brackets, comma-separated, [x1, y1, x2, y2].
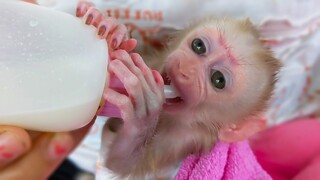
[104, 50, 164, 132]
[76, 1, 137, 52]
[76, 2, 139, 117]
[101, 50, 165, 172]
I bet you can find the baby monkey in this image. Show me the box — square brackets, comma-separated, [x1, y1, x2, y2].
[78, 3, 281, 179]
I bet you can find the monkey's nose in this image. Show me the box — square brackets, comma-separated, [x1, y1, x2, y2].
[178, 60, 195, 80]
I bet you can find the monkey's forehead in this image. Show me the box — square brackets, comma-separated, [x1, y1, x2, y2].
[189, 17, 257, 35]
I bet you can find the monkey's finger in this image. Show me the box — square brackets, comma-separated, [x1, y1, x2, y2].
[110, 51, 150, 92]
[76, 1, 94, 17]
[130, 54, 164, 113]
[152, 70, 165, 92]
[97, 17, 117, 39]
[0, 126, 31, 169]
[110, 24, 129, 50]
[110, 50, 149, 90]
[110, 50, 135, 68]
[151, 70, 165, 105]
[110, 51, 159, 118]
[104, 88, 135, 122]
[130, 53, 159, 93]
[108, 60, 146, 116]
[119, 39, 137, 52]
[110, 52, 161, 117]
[83, 7, 103, 27]
[111, 52, 154, 98]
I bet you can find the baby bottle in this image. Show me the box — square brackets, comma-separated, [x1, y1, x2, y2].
[0, 1, 108, 131]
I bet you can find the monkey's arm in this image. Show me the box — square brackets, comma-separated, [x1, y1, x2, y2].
[102, 118, 157, 176]
[102, 116, 214, 177]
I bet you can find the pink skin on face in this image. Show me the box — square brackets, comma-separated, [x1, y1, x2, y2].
[163, 27, 244, 114]
[218, 35, 239, 66]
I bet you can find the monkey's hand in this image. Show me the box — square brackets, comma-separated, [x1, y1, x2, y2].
[76, 1, 137, 52]
[103, 50, 165, 174]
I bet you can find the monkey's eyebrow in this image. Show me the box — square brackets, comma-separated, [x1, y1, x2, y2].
[218, 36, 239, 65]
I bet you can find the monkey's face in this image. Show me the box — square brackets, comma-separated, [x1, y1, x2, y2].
[162, 24, 270, 122]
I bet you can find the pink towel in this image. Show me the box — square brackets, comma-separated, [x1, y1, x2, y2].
[175, 140, 271, 180]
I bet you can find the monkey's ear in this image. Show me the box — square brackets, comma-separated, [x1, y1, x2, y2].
[218, 118, 267, 142]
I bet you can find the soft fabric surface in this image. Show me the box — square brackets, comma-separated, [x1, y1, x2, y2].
[250, 118, 320, 180]
[175, 140, 271, 180]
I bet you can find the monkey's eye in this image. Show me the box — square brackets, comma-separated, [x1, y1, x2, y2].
[211, 71, 226, 89]
[191, 38, 206, 55]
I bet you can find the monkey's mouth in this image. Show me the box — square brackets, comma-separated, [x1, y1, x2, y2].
[162, 72, 184, 104]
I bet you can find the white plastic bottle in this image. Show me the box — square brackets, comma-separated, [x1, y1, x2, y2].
[0, 1, 108, 132]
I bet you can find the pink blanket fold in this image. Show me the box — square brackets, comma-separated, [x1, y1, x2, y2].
[175, 140, 271, 180]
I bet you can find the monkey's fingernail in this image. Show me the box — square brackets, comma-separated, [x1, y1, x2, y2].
[76, 8, 81, 17]
[98, 26, 106, 36]
[85, 14, 93, 25]
[111, 39, 118, 49]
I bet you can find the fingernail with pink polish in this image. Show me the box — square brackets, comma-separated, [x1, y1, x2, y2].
[0, 132, 26, 162]
[85, 14, 94, 25]
[48, 133, 73, 160]
[76, 8, 81, 17]
[98, 25, 107, 36]
[111, 39, 118, 49]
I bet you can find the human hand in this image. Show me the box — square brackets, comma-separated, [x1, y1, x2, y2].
[0, 117, 95, 179]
